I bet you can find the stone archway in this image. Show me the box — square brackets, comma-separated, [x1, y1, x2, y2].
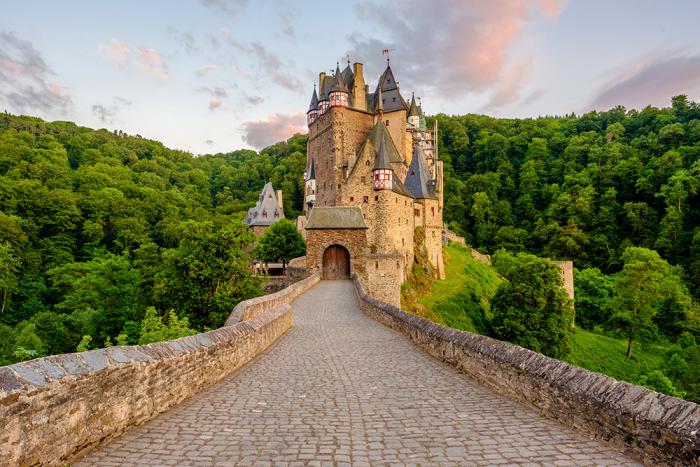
[322, 245, 351, 280]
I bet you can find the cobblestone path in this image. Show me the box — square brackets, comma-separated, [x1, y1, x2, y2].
[77, 281, 638, 466]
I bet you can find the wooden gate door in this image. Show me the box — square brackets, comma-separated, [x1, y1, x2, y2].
[322, 245, 350, 280]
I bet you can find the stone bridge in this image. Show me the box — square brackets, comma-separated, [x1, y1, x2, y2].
[2, 278, 699, 465]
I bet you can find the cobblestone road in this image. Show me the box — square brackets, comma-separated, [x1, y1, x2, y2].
[77, 281, 638, 466]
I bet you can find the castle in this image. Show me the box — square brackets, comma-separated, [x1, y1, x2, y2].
[301, 57, 445, 306]
[245, 182, 285, 236]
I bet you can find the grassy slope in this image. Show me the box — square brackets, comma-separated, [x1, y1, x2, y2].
[419, 243, 503, 333]
[420, 242, 670, 385]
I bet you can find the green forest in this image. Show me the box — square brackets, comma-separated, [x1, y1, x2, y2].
[0, 112, 307, 364]
[1, 96, 699, 401]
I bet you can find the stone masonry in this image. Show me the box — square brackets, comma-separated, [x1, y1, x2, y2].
[76, 281, 641, 466]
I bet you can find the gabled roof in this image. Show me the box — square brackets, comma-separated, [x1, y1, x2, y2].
[373, 134, 392, 170]
[405, 146, 437, 199]
[245, 182, 284, 226]
[308, 86, 319, 112]
[305, 206, 368, 229]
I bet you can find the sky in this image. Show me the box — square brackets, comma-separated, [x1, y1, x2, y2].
[2, 0, 700, 155]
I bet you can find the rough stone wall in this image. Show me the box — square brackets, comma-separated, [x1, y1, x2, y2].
[366, 252, 405, 307]
[419, 198, 445, 279]
[304, 228, 367, 282]
[351, 274, 700, 466]
[0, 275, 320, 466]
[554, 260, 575, 301]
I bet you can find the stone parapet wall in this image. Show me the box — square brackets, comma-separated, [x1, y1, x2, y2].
[0, 275, 320, 466]
[351, 273, 700, 466]
[226, 273, 320, 325]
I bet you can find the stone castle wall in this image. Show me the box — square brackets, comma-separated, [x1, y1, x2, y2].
[0, 274, 320, 466]
[351, 273, 699, 466]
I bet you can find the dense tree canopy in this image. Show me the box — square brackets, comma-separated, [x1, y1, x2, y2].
[0, 113, 307, 363]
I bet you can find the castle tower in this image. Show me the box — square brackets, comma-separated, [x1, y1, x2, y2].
[329, 64, 349, 108]
[373, 135, 393, 190]
[307, 85, 319, 126]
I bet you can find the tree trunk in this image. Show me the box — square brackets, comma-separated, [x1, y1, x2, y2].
[626, 331, 633, 358]
[1, 287, 6, 314]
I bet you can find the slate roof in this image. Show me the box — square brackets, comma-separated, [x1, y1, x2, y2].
[304, 206, 368, 229]
[307, 158, 315, 180]
[308, 86, 319, 112]
[245, 182, 285, 226]
[373, 64, 408, 113]
[405, 146, 437, 199]
[373, 135, 392, 170]
[408, 92, 420, 118]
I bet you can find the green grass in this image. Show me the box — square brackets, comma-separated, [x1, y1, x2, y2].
[566, 329, 669, 382]
[419, 243, 503, 333]
[419, 243, 673, 388]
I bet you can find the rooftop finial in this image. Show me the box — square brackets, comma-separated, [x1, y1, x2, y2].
[381, 47, 391, 65]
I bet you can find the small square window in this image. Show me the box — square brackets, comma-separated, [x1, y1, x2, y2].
[385, 120, 389, 126]
[361, 176, 365, 183]
[374, 195, 379, 201]
[350, 196, 354, 202]
[363, 196, 368, 203]
[414, 208, 420, 216]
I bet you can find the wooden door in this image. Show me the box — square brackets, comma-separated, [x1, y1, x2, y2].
[322, 245, 350, 280]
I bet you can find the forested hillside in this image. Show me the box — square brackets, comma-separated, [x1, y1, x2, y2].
[0, 113, 307, 364]
[433, 95, 700, 295]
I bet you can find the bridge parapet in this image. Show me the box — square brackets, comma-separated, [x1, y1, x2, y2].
[0, 273, 319, 466]
[351, 273, 700, 466]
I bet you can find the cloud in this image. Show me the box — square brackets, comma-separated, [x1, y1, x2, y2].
[521, 89, 545, 107]
[91, 97, 133, 124]
[244, 94, 264, 106]
[197, 86, 228, 98]
[241, 112, 306, 149]
[195, 64, 220, 76]
[134, 47, 168, 80]
[349, 0, 565, 97]
[481, 55, 533, 110]
[206, 139, 214, 145]
[0, 31, 72, 115]
[169, 29, 198, 54]
[98, 39, 168, 80]
[209, 100, 223, 111]
[91, 104, 116, 123]
[588, 52, 700, 111]
[200, 0, 248, 16]
[97, 38, 130, 67]
[248, 42, 303, 93]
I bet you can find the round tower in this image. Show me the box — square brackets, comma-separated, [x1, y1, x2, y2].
[373, 135, 393, 190]
[329, 63, 349, 108]
[307, 85, 319, 126]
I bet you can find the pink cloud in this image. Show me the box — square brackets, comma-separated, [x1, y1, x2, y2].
[195, 64, 220, 76]
[97, 38, 130, 67]
[134, 47, 168, 80]
[241, 112, 306, 149]
[209, 99, 223, 111]
[350, 0, 565, 96]
[482, 54, 533, 110]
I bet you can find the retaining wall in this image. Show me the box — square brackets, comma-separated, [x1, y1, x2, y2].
[352, 273, 700, 466]
[0, 273, 320, 466]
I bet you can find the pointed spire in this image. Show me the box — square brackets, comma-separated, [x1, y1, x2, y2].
[408, 92, 419, 118]
[308, 158, 315, 180]
[308, 85, 319, 112]
[373, 134, 392, 170]
[375, 86, 384, 114]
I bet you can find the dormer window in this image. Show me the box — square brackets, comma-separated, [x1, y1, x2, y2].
[262, 210, 268, 218]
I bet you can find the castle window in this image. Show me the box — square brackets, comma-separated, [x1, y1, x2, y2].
[361, 176, 365, 183]
[268, 194, 272, 198]
[262, 210, 267, 218]
[392, 97, 396, 102]
[375, 261, 378, 269]
[431, 207, 435, 216]
[338, 184, 341, 190]
[396, 261, 399, 269]
[374, 195, 378, 201]
[363, 196, 368, 203]
[414, 208, 420, 216]
[402, 238, 404, 246]
[350, 196, 354, 202]
[385, 120, 389, 126]
[365, 160, 370, 166]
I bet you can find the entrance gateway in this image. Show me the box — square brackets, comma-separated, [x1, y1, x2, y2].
[322, 245, 350, 280]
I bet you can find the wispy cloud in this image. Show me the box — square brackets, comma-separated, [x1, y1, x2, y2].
[200, 0, 248, 16]
[241, 112, 305, 149]
[98, 39, 168, 80]
[91, 97, 132, 124]
[195, 64, 220, 76]
[349, 0, 565, 98]
[197, 86, 228, 111]
[0, 31, 72, 115]
[588, 51, 700, 111]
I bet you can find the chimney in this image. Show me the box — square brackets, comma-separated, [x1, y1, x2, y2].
[352, 62, 366, 111]
[276, 190, 284, 210]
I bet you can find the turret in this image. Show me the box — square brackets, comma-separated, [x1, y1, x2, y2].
[318, 72, 330, 114]
[305, 158, 316, 210]
[373, 135, 393, 190]
[329, 63, 349, 108]
[407, 92, 420, 128]
[307, 85, 319, 125]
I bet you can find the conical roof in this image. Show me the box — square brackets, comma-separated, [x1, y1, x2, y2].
[405, 146, 436, 199]
[331, 64, 348, 93]
[373, 134, 392, 170]
[308, 86, 319, 112]
[408, 92, 420, 118]
[307, 158, 315, 179]
[341, 62, 354, 85]
[374, 63, 407, 112]
[245, 182, 285, 226]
